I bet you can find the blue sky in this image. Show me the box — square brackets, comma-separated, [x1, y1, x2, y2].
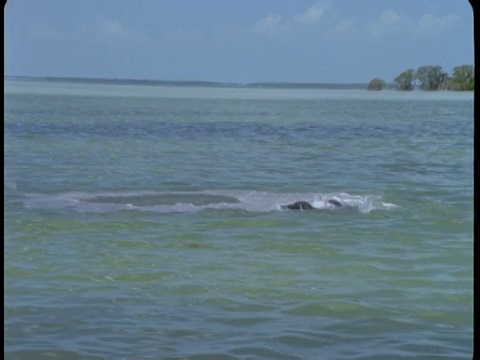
[4, 0, 474, 83]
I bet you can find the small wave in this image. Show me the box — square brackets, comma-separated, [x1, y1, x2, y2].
[4, 173, 18, 191]
[4, 181, 17, 191]
[312, 193, 397, 213]
[20, 190, 397, 214]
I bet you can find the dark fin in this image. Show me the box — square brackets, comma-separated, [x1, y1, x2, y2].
[327, 199, 342, 207]
[284, 201, 314, 210]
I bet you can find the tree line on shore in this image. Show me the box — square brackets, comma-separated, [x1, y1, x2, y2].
[367, 65, 474, 91]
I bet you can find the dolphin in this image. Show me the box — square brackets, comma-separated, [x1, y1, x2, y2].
[326, 199, 342, 207]
[282, 199, 342, 210]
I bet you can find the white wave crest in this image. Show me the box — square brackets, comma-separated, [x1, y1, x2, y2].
[20, 190, 397, 214]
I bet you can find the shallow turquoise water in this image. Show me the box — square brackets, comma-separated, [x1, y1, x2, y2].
[4, 80, 473, 359]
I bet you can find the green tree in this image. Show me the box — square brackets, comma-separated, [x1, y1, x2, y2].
[367, 77, 386, 91]
[449, 65, 474, 91]
[415, 65, 449, 90]
[393, 69, 415, 91]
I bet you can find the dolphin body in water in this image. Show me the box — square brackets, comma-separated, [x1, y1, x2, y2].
[282, 199, 342, 210]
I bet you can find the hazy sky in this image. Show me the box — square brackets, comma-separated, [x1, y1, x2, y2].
[4, 0, 474, 83]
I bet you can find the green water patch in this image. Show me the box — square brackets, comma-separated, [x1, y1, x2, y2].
[283, 300, 378, 318]
[5, 216, 161, 240]
[202, 298, 276, 313]
[179, 242, 202, 249]
[111, 238, 163, 250]
[87, 193, 240, 206]
[411, 308, 473, 328]
[194, 216, 293, 231]
[324, 316, 430, 338]
[4, 265, 38, 278]
[230, 346, 300, 360]
[275, 333, 333, 348]
[208, 315, 275, 327]
[107, 271, 177, 282]
[181, 354, 239, 360]
[4, 349, 104, 360]
[266, 241, 343, 258]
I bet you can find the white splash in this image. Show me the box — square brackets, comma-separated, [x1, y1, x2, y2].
[20, 190, 397, 214]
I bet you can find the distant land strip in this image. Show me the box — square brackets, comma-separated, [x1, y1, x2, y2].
[4, 76, 368, 90]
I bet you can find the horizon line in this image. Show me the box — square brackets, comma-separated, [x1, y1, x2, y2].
[4, 75, 369, 88]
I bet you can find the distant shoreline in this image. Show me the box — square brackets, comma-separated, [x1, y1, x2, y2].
[4, 75, 368, 90]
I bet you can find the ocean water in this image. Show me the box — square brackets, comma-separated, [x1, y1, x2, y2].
[4, 80, 473, 359]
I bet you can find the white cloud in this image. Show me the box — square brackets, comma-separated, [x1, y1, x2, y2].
[326, 17, 359, 39]
[366, 10, 408, 37]
[294, 1, 328, 25]
[414, 13, 459, 36]
[73, 18, 147, 44]
[98, 19, 126, 40]
[365, 10, 459, 39]
[248, 5, 461, 44]
[251, 14, 284, 35]
[251, 2, 329, 36]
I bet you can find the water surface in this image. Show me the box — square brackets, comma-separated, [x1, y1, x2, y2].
[4, 80, 473, 359]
